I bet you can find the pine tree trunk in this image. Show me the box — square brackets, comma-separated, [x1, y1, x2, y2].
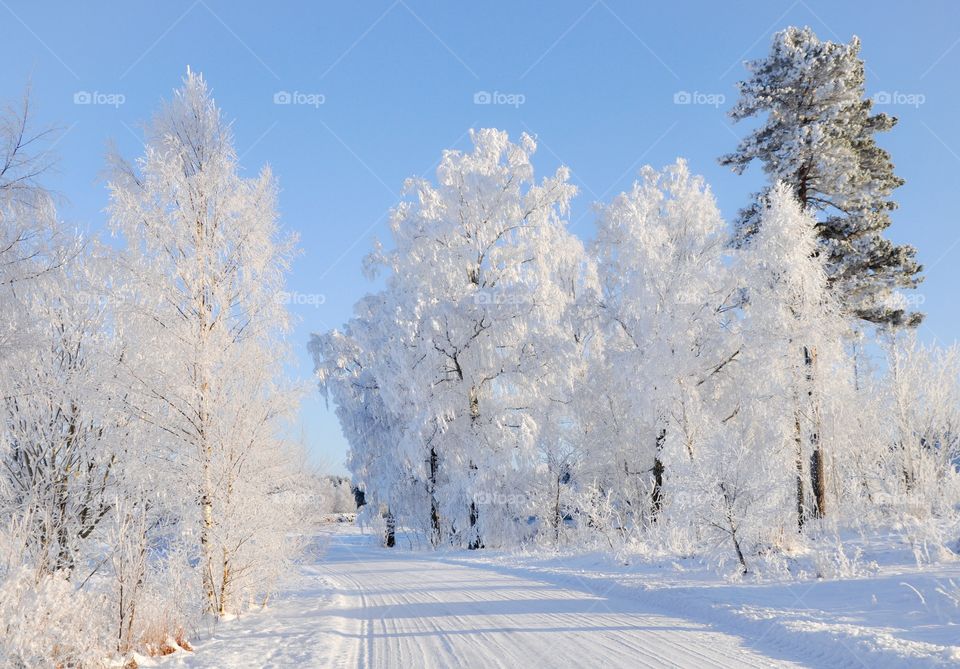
[466, 389, 482, 550]
[804, 346, 826, 518]
[198, 367, 217, 614]
[217, 470, 236, 616]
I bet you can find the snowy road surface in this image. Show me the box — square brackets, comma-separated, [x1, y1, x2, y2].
[174, 528, 802, 668]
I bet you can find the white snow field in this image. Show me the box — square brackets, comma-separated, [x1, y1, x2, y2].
[163, 525, 960, 669]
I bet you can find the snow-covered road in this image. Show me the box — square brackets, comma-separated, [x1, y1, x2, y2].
[317, 532, 802, 669]
[174, 527, 799, 668]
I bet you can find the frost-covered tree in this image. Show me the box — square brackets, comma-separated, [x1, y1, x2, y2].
[0, 91, 77, 354]
[721, 26, 922, 327]
[0, 89, 55, 208]
[0, 92, 124, 664]
[415, 129, 584, 547]
[107, 70, 301, 617]
[686, 422, 786, 573]
[884, 338, 960, 514]
[319, 129, 591, 548]
[0, 90, 109, 578]
[594, 160, 736, 522]
[0, 258, 119, 576]
[736, 183, 847, 526]
[311, 293, 424, 540]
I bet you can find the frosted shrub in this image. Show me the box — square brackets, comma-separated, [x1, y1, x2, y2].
[0, 567, 110, 668]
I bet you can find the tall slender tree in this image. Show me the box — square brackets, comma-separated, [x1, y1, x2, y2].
[737, 183, 846, 523]
[107, 70, 300, 617]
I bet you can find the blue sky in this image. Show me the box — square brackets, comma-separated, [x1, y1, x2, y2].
[3, 0, 958, 474]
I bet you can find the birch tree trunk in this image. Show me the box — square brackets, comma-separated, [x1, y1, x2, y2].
[794, 410, 806, 532]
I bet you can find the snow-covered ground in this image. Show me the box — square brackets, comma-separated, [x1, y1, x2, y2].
[159, 524, 960, 668]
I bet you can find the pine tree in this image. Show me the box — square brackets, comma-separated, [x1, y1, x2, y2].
[720, 26, 922, 327]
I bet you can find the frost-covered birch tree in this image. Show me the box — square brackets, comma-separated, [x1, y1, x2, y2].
[736, 183, 848, 526]
[594, 160, 735, 523]
[1, 258, 119, 576]
[107, 70, 301, 617]
[883, 338, 960, 515]
[321, 129, 591, 547]
[311, 292, 423, 543]
[0, 90, 77, 354]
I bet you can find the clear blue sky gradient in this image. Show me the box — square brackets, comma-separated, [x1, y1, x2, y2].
[3, 1, 958, 474]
